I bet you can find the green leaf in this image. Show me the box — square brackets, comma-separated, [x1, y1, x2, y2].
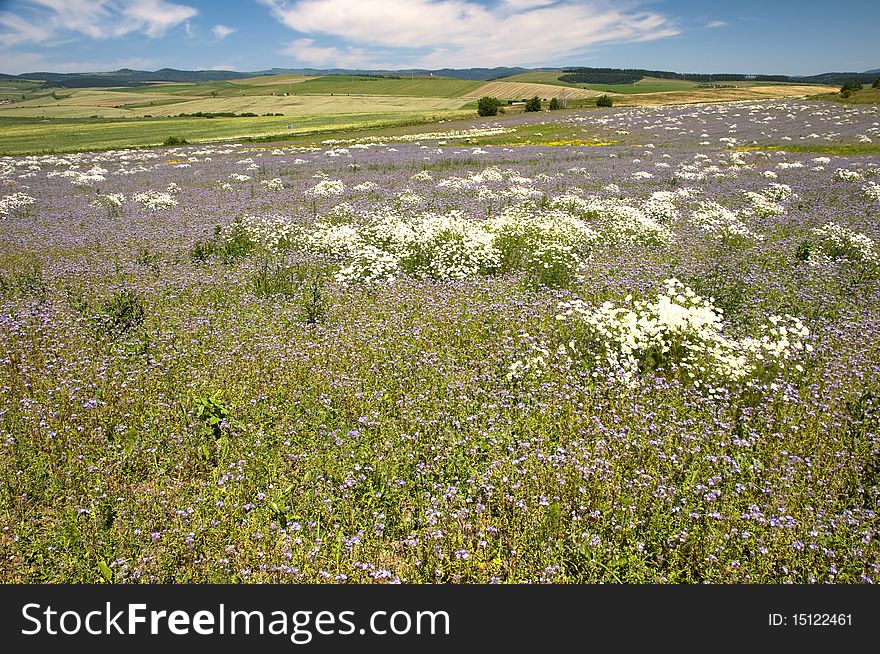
[98, 560, 113, 583]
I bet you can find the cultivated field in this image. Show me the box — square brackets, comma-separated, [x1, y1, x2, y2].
[462, 81, 604, 100]
[2, 99, 879, 583]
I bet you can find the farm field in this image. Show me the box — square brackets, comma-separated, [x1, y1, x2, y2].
[461, 81, 603, 100]
[0, 110, 476, 155]
[0, 72, 841, 157]
[2, 99, 879, 583]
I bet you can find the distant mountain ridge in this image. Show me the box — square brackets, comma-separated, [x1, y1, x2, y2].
[2, 65, 878, 88]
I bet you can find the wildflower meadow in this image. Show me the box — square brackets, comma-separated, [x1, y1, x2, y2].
[1, 100, 879, 583]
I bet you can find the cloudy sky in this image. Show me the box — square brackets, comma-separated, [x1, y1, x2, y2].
[0, 0, 877, 75]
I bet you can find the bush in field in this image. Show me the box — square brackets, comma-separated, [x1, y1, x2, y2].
[840, 82, 863, 98]
[874, 77, 880, 89]
[477, 96, 501, 117]
[163, 136, 188, 146]
[548, 97, 561, 110]
[596, 95, 613, 107]
[525, 96, 542, 112]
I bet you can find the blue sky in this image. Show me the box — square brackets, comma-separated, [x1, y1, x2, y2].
[0, 0, 877, 75]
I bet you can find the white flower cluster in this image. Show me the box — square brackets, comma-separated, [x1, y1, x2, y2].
[762, 182, 792, 201]
[323, 126, 514, 146]
[691, 201, 764, 243]
[643, 191, 680, 222]
[742, 191, 785, 217]
[506, 342, 556, 382]
[396, 190, 423, 205]
[91, 193, 125, 215]
[305, 204, 598, 286]
[807, 222, 878, 266]
[834, 168, 864, 182]
[307, 179, 345, 197]
[261, 178, 284, 190]
[862, 182, 880, 202]
[548, 194, 673, 246]
[133, 190, 178, 211]
[556, 278, 809, 391]
[0, 192, 36, 218]
[233, 214, 299, 253]
[49, 167, 107, 188]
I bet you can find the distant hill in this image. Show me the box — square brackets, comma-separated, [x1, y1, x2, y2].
[15, 68, 254, 87]
[560, 66, 880, 87]
[5, 65, 878, 89]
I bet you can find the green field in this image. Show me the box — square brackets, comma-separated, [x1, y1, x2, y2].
[498, 72, 704, 93]
[0, 110, 475, 155]
[289, 74, 483, 97]
[494, 71, 581, 87]
[810, 86, 880, 104]
[0, 74, 480, 119]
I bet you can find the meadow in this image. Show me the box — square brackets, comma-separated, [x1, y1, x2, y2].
[0, 72, 836, 155]
[1, 99, 879, 583]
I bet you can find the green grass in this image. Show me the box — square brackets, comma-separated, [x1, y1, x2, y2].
[0, 79, 44, 101]
[0, 110, 475, 155]
[734, 143, 880, 155]
[496, 71, 579, 87]
[0, 75, 478, 119]
[291, 75, 483, 98]
[809, 87, 880, 105]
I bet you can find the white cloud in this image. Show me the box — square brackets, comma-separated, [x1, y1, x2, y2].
[0, 0, 197, 44]
[706, 20, 727, 28]
[212, 24, 236, 40]
[260, 0, 680, 68]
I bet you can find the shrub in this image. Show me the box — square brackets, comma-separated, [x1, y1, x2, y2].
[873, 78, 880, 89]
[548, 97, 561, 110]
[596, 95, 613, 107]
[477, 96, 500, 117]
[525, 96, 542, 112]
[840, 82, 863, 98]
[163, 136, 187, 146]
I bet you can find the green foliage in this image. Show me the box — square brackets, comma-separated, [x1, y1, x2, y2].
[795, 239, 814, 262]
[525, 96, 542, 112]
[839, 82, 864, 98]
[252, 259, 298, 297]
[190, 237, 216, 262]
[0, 258, 45, 299]
[162, 135, 188, 146]
[218, 220, 255, 263]
[477, 96, 501, 117]
[548, 97, 561, 110]
[95, 288, 145, 336]
[300, 274, 327, 325]
[596, 94, 614, 107]
[193, 394, 230, 439]
[874, 78, 880, 89]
